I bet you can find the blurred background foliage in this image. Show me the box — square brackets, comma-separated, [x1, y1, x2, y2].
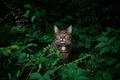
[0, 0, 120, 80]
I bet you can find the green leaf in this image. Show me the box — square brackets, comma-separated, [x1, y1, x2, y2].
[106, 58, 117, 65]
[39, 57, 48, 63]
[16, 70, 22, 78]
[0, 48, 11, 56]
[60, 63, 88, 80]
[106, 27, 112, 33]
[111, 45, 119, 53]
[108, 36, 116, 43]
[97, 36, 108, 41]
[31, 15, 36, 23]
[100, 47, 110, 55]
[56, 50, 60, 57]
[43, 69, 57, 80]
[8, 45, 20, 51]
[26, 43, 37, 48]
[85, 39, 91, 49]
[29, 72, 42, 80]
[24, 4, 32, 9]
[36, 65, 42, 73]
[51, 50, 60, 67]
[18, 52, 26, 59]
[17, 52, 28, 63]
[115, 63, 120, 69]
[102, 27, 112, 36]
[8, 73, 12, 80]
[25, 62, 34, 67]
[102, 72, 112, 80]
[23, 10, 30, 18]
[40, 34, 53, 42]
[65, 15, 72, 20]
[95, 42, 107, 48]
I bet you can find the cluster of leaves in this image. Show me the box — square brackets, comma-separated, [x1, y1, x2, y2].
[0, 25, 120, 80]
[0, 0, 120, 80]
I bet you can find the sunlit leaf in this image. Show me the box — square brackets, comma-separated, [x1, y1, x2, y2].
[31, 15, 36, 23]
[0, 48, 11, 56]
[23, 10, 30, 18]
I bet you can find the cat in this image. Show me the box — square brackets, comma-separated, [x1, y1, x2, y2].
[51, 25, 72, 64]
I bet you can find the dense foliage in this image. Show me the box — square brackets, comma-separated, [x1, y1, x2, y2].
[0, 0, 120, 80]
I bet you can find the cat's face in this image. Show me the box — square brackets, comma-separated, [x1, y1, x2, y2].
[54, 25, 72, 53]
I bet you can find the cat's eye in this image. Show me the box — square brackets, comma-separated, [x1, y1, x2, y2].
[65, 36, 70, 39]
[65, 36, 68, 39]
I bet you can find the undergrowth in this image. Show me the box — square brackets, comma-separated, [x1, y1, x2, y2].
[0, 25, 120, 80]
[0, 0, 120, 80]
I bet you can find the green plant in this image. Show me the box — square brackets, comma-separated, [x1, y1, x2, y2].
[95, 27, 120, 54]
[1, 0, 120, 80]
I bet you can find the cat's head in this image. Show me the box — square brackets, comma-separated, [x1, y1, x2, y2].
[54, 25, 72, 42]
[53, 25, 72, 52]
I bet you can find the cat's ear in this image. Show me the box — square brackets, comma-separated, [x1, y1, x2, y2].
[67, 25, 72, 33]
[54, 25, 59, 33]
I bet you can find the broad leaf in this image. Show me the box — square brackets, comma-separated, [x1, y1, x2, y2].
[23, 10, 30, 18]
[102, 72, 112, 80]
[100, 47, 110, 55]
[115, 63, 120, 69]
[31, 15, 36, 23]
[95, 42, 107, 48]
[29, 72, 42, 80]
[24, 4, 32, 9]
[97, 36, 108, 41]
[106, 58, 117, 65]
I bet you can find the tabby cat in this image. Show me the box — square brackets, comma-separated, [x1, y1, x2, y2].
[51, 25, 72, 63]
